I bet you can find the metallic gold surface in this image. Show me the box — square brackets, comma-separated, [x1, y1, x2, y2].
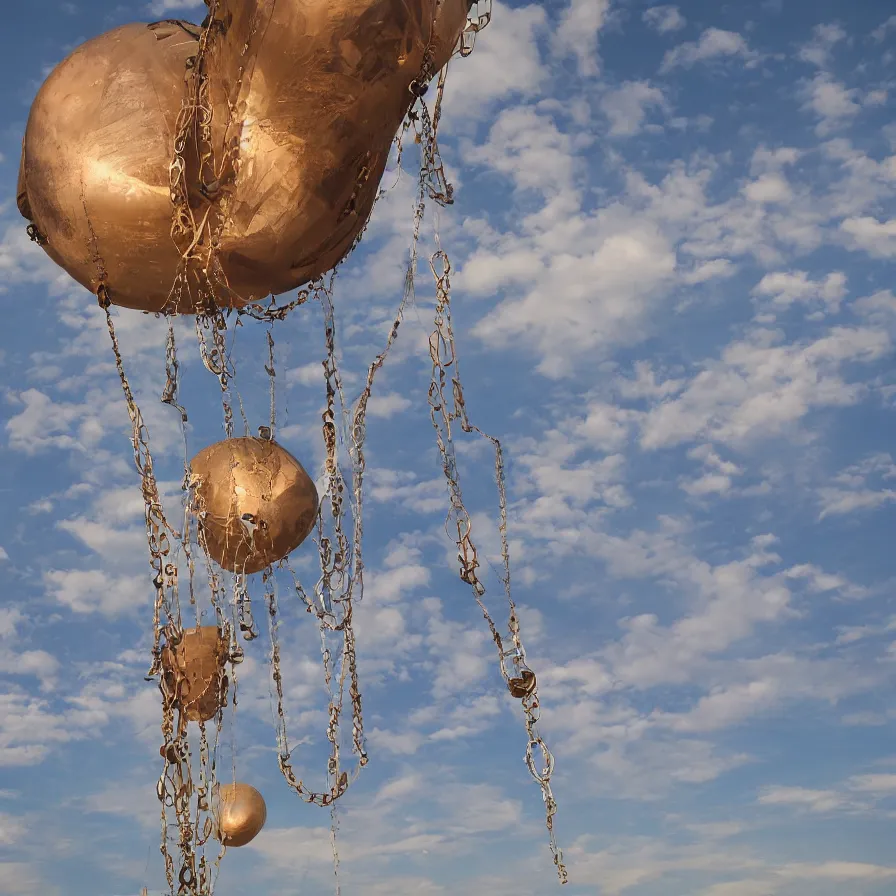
[190, 436, 318, 574]
[216, 782, 267, 848]
[160, 625, 228, 723]
[20, 2, 473, 313]
[20, 21, 200, 312]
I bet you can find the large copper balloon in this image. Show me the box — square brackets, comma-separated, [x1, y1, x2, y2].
[190, 436, 318, 574]
[160, 625, 228, 723]
[216, 782, 267, 847]
[19, 1, 474, 313]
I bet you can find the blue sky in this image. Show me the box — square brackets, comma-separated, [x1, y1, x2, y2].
[2, 0, 896, 894]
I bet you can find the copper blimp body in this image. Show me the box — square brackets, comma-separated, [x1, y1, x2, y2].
[19, 1, 474, 313]
[160, 625, 228, 723]
[190, 436, 318, 574]
[216, 782, 267, 848]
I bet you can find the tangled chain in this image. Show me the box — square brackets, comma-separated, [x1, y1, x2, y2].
[98, 292, 230, 895]
[77, 0, 570, 892]
[264, 280, 369, 809]
[84, 176, 234, 893]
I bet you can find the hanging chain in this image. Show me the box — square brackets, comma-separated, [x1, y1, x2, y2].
[426, 250, 568, 883]
[82, 3, 541, 893]
[258, 0, 487, 819]
[265, 574, 353, 806]
[265, 327, 276, 437]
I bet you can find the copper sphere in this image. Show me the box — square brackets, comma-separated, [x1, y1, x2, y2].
[19, 1, 473, 313]
[190, 436, 318, 574]
[160, 626, 228, 723]
[216, 782, 267, 848]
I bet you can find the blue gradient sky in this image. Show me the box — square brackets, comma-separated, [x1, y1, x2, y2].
[2, 1, 896, 895]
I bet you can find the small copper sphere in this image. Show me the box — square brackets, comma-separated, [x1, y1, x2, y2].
[160, 626, 228, 723]
[216, 782, 267, 848]
[190, 436, 318, 574]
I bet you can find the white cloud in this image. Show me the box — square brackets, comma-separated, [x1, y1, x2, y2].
[797, 23, 847, 67]
[592, 531, 793, 689]
[660, 29, 758, 72]
[284, 361, 323, 387]
[681, 258, 737, 284]
[145, 0, 204, 14]
[366, 391, 413, 418]
[369, 469, 447, 514]
[841, 215, 896, 257]
[643, 5, 686, 34]
[464, 105, 579, 195]
[759, 784, 856, 812]
[818, 453, 896, 519]
[440, 2, 548, 121]
[600, 81, 666, 136]
[616, 361, 684, 400]
[0, 862, 54, 896]
[472, 204, 676, 378]
[4, 389, 84, 454]
[819, 488, 896, 518]
[681, 444, 743, 496]
[551, 0, 610, 76]
[752, 269, 847, 316]
[639, 326, 890, 450]
[802, 73, 861, 135]
[871, 14, 896, 42]
[777, 861, 896, 881]
[43, 568, 149, 617]
[742, 172, 793, 204]
[785, 563, 866, 598]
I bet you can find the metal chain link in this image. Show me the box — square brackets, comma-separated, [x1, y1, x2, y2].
[426, 250, 568, 883]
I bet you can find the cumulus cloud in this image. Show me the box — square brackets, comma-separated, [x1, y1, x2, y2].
[841, 215, 896, 257]
[638, 325, 890, 450]
[797, 23, 847, 67]
[440, 2, 549, 120]
[551, 0, 610, 76]
[643, 5, 686, 34]
[660, 28, 758, 72]
[802, 73, 862, 135]
[600, 81, 666, 136]
[871, 14, 896, 42]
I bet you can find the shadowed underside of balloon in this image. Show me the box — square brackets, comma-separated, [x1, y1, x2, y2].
[17, 0, 473, 312]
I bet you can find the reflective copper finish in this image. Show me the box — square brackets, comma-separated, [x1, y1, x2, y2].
[190, 436, 318, 574]
[160, 625, 228, 723]
[19, 2, 473, 313]
[20, 22, 200, 312]
[216, 782, 267, 848]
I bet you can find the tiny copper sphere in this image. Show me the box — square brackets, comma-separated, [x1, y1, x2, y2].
[190, 437, 318, 574]
[160, 626, 228, 723]
[216, 782, 267, 848]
